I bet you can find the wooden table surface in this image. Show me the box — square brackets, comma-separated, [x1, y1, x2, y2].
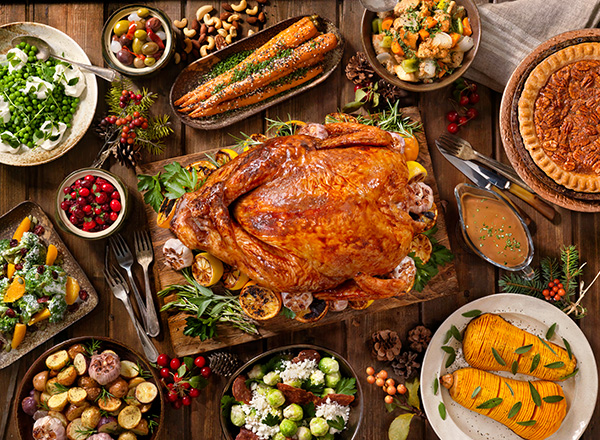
[1, 2, 598, 439]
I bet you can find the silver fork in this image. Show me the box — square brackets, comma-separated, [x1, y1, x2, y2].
[103, 263, 159, 362]
[134, 230, 160, 337]
[437, 134, 534, 192]
[108, 234, 159, 337]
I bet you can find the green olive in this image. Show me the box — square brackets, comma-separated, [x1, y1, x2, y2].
[113, 20, 131, 37]
[144, 57, 156, 67]
[132, 38, 145, 54]
[134, 20, 145, 31]
[133, 57, 146, 68]
[137, 7, 150, 18]
[134, 29, 147, 40]
[141, 42, 159, 55]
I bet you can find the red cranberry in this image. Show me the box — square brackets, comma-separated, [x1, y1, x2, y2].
[94, 207, 102, 215]
[194, 356, 206, 368]
[458, 116, 468, 125]
[111, 191, 120, 200]
[14, 263, 23, 271]
[110, 200, 122, 212]
[102, 204, 110, 212]
[74, 179, 82, 187]
[95, 193, 108, 204]
[101, 224, 110, 230]
[9, 239, 18, 247]
[20, 248, 27, 257]
[447, 123, 459, 134]
[160, 368, 170, 378]
[51, 271, 58, 280]
[167, 392, 178, 402]
[74, 209, 85, 219]
[63, 187, 70, 194]
[189, 388, 200, 398]
[200, 366, 211, 378]
[70, 191, 77, 199]
[446, 111, 459, 123]
[84, 175, 95, 181]
[37, 296, 49, 303]
[37, 265, 44, 274]
[96, 216, 105, 225]
[81, 180, 93, 189]
[79, 188, 90, 197]
[69, 215, 78, 225]
[109, 212, 119, 222]
[83, 205, 92, 214]
[79, 290, 89, 301]
[5, 308, 15, 318]
[157, 354, 170, 367]
[459, 95, 470, 106]
[182, 396, 191, 406]
[170, 358, 181, 370]
[60, 201, 71, 211]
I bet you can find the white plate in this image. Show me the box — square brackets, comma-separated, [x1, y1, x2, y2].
[420, 294, 598, 440]
[0, 22, 98, 166]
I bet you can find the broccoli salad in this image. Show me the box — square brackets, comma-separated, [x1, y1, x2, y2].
[0, 41, 86, 155]
[223, 349, 357, 440]
[0, 216, 82, 351]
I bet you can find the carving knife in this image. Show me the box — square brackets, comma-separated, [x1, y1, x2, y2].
[436, 141, 556, 221]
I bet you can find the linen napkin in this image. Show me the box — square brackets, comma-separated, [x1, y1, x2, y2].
[465, 0, 600, 92]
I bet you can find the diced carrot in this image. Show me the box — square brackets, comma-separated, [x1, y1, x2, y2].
[13, 217, 31, 241]
[450, 32, 461, 47]
[419, 29, 430, 40]
[4, 276, 26, 302]
[28, 309, 51, 326]
[65, 276, 80, 306]
[11, 323, 26, 350]
[403, 32, 418, 50]
[7, 263, 15, 279]
[391, 40, 404, 55]
[382, 17, 394, 31]
[426, 17, 438, 29]
[463, 17, 472, 36]
[46, 244, 58, 266]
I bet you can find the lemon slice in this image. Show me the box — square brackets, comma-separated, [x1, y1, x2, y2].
[191, 252, 224, 287]
[239, 282, 282, 320]
[215, 148, 239, 167]
[222, 266, 250, 291]
[407, 161, 427, 184]
[409, 234, 433, 264]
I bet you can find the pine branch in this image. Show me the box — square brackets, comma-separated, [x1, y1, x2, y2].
[541, 257, 559, 283]
[560, 245, 582, 297]
[137, 88, 157, 112]
[146, 115, 173, 140]
[498, 271, 544, 297]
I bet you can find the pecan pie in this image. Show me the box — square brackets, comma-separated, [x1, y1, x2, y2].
[519, 43, 600, 192]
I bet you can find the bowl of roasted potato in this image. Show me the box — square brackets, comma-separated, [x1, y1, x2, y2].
[15, 336, 164, 440]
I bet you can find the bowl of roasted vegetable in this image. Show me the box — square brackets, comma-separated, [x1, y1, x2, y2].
[362, 0, 480, 92]
[220, 344, 362, 440]
[15, 336, 164, 440]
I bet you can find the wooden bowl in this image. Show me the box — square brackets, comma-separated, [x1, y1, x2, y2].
[14, 336, 164, 440]
[361, 0, 481, 92]
[219, 344, 363, 440]
[500, 28, 600, 212]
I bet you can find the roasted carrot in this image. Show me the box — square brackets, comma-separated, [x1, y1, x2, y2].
[419, 29, 430, 41]
[462, 17, 472, 36]
[381, 17, 394, 31]
[186, 33, 338, 116]
[190, 67, 323, 118]
[391, 39, 404, 55]
[450, 32, 461, 47]
[425, 16, 438, 29]
[174, 16, 319, 107]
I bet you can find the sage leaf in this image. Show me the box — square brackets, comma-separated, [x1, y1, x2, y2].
[544, 361, 565, 369]
[528, 381, 541, 407]
[543, 395, 565, 403]
[433, 377, 439, 395]
[563, 337, 573, 360]
[546, 323, 557, 340]
[558, 368, 579, 380]
[438, 402, 447, 420]
[492, 347, 506, 366]
[443, 330, 452, 344]
[530, 353, 540, 373]
[537, 336, 557, 355]
[450, 325, 463, 342]
[511, 361, 518, 375]
[461, 309, 482, 318]
[445, 352, 456, 368]
[441, 346, 455, 355]
[389, 413, 415, 440]
[505, 381, 515, 397]
[507, 401, 522, 419]
[471, 386, 481, 398]
[515, 344, 533, 354]
[476, 398, 503, 409]
[516, 420, 536, 426]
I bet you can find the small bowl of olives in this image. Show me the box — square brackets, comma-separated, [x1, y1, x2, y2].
[102, 4, 174, 77]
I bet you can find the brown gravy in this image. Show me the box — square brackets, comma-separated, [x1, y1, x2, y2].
[460, 194, 529, 267]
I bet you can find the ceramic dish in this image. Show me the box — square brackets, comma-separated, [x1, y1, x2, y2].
[0, 201, 98, 369]
[500, 29, 600, 212]
[14, 336, 164, 440]
[360, 0, 481, 92]
[0, 22, 97, 167]
[421, 294, 598, 440]
[170, 15, 345, 130]
[220, 344, 363, 440]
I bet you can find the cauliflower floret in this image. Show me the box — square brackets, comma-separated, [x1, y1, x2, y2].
[394, 0, 420, 15]
[417, 38, 448, 59]
[433, 10, 452, 32]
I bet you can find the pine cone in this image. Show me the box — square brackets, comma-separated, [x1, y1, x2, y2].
[346, 52, 376, 85]
[370, 329, 402, 362]
[114, 142, 142, 168]
[392, 351, 421, 382]
[376, 79, 414, 106]
[407, 325, 432, 353]
[208, 351, 242, 377]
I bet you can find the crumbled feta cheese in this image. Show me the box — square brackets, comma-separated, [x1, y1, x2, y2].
[240, 390, 281, 439]
[316, 397, 350, 434]
[280, 359, 317, 384]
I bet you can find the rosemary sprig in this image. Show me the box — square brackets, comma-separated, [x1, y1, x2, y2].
[85, 338, 101, 356]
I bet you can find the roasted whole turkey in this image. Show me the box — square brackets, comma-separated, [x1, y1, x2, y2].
[170, 122, 435, 300]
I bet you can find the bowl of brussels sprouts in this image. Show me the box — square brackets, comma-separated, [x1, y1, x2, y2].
[220, 344, 363, 440]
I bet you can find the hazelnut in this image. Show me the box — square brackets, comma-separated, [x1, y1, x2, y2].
[247, 16, 258, 25]
[222, 2, 234, 12]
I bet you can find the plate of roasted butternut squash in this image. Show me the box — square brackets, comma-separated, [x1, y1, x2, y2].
[421, 294, 597, 440]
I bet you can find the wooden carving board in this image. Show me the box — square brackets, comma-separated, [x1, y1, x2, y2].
[138, 107, 459, 356]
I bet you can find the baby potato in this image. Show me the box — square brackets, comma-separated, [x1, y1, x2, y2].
[108, 378, 129, 399]
[40, 392, 52, 405]
[125, 387, 141, 407]
[139, 403, 152, 413]
[131, 418, 149, 436]
[67, 387, 87, 406]
[120, 360, 140, 379]
[118, 432, 138, 440]
[66, 418, 87, 440]
[84, 387, 101, 402]
[97, 395, 122, 413]
[78, 376, 99, 388]
[45, 377, 61, 395]
[134, 382, 158, 404]
[33, 371, 49, 392]
[65, 402, 89, 422]
[48, 410, 68, 427]
[81, 406, 102, 429]
[118, 405, 142, 430]
[128, 377, 145, 389]
[73, 353, 89, 376]
[67, 343, 87, 360]
[57, 366, 78, 386]
[46, 350, 70, 370]
[47, 391, 69, 411]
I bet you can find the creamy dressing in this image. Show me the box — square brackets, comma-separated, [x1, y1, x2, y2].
[0, 96, 10, 123]
[35, 120, 68, 150]
[53, 64, 86, 97]
[6, 48, 27, 73]
[0, 130, 23, 153]
[21, 76, 55, 100]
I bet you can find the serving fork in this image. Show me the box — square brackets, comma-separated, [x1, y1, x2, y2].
[108, 234, 160, 337]
[103, 263, 159, 363]
[437, 134, 533, 192]
[133, 230, 160, 336]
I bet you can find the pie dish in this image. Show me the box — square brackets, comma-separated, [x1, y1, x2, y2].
[518, 42, 600, 192]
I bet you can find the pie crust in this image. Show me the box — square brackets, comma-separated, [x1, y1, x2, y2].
[518, 43, 600, 192]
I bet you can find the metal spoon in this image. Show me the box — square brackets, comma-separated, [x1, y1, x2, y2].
[11, 35, 116, 82]
[359, 0, 397, 12]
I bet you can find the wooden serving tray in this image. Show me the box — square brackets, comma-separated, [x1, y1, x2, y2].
[0, 201, 99, 368]
[169, 14, 344, 130]
[138, 107, 459, 356]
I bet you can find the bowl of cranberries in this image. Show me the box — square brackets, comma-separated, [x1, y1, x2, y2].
[55, 168, 128, 239]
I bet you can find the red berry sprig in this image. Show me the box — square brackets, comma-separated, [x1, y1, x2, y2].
[446, 79, 480, 134]
[542, 279, 567, 302]
[365, 367, 422, 415]
[155, 353, 211, 409]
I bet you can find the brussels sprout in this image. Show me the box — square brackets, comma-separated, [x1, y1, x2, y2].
[248, 364, 266, 380]
[325, 372, 341, 388]
[272, 434, 286, 440]
[318, 357, 339, 374]
[263, 371, 281, 386]
[297, 426, 313, 440]
[309, 370, 325, 386]
[310, 417, 329, 436]
[279, 419, 298, 437]
[230, 405, 246, 427]
[255, 382, 270, 395]
[283, 403, 303, 422]
[322, 388, 336, 397]
[283, 378, 303, 388]
[266, 388, 285, 408]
